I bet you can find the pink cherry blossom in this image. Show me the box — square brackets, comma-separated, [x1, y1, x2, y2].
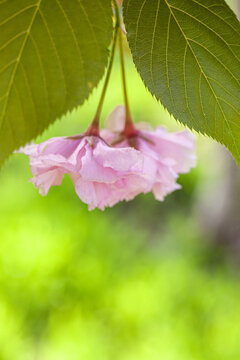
[18, 134, 154, 210]
[18, 106, 196, 210]
[101, 105, 196, 201]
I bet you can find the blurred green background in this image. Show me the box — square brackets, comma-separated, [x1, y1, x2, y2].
[1, 1, 240, 359]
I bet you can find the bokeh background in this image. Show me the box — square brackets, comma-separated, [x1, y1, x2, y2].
[0, 1, 240, 359]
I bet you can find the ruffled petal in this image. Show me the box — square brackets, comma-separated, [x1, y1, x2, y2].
[94, 140, 143, 172]
[105, 105, 125, 132]
[102, 105, 197, 203]
[141, 128, 196, 173]
[80, 143, 118, 183]
[31, 168, 64, 196]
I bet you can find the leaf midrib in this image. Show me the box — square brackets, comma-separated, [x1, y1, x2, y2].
[164, 0, 240, 159]
[0, 0, 42, 131]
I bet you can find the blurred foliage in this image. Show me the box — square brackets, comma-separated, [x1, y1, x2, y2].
[0, 2, 240, 356]
[1, 157, 240, 359]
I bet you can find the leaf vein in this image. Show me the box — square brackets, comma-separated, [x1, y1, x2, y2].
[191, 0, 240, 37]
[0, 0, 42, 128]
[38, 8, 67, 114]
[165, 0, 240, 159]
[134, 0, 147, 52]
[0, 3, 37, 27]
[13, 83, 26, 137]
[170, 5, 240, 70]
[76, 0, 101, 62]
[19, 62, 38, 132]
[0, 58, 17, 75]
[55, 0, 85, 89]
[183, 44, 200, 129]
[150, 0, 161, 94]
[188, 38, 239, 86]
[29, 33, 50, 122]
[0, 30, 28, 53]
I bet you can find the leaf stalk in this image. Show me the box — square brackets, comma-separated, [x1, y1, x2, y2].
[113, 0, 137, 137]
[87, 2, 120, 135]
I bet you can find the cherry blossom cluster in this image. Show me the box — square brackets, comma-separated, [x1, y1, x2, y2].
[19, 106, 196, 210]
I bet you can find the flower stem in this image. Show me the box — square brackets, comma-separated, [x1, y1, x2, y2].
[113, 0, 137, 137]
[86, 4, 120, 136]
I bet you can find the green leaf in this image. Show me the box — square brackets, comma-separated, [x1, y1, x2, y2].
[123, 0, 240, 163]
[0, 0, 113, 164]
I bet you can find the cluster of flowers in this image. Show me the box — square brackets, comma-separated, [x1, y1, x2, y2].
[19, 106, 196, 210]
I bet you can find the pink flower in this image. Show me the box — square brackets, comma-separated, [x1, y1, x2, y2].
[18, 134, 154, 210]
[101, 106, 196, 201]
[18, 106, 196, 210]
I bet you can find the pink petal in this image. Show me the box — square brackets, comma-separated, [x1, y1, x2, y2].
[31, 168, 64, 196]
[80, 143, 118, 183]
[101, 106, 197, 203]
[153, 182, 181, 201]
[105, 105, 125, 132]
[94, 140, 143, 172]
[74, 179, 98, 210]
[141, 128, 196, 173]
